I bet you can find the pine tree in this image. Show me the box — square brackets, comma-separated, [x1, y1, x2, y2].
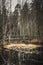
[31, 0, 43, 40]
[21, 1, 31, 39]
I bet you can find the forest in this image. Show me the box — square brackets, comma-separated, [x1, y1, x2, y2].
[0, 0, 43, 44]
[0, 0, 43, 65]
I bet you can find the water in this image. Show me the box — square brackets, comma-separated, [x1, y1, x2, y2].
[0, 45, 43, 65]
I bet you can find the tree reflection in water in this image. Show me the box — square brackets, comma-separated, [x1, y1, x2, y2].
[1, 44, 43, 65]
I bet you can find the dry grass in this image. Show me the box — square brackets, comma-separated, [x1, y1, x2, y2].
[4, 42, 41, 50]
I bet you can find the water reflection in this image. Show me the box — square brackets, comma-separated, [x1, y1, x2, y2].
[0, 44, 43, 65]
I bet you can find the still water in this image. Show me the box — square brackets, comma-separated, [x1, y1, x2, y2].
[0, 44, 43, 65]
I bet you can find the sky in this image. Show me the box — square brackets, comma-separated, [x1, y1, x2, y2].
[12, 0, 17, 11]
[12, 0, 32, 12]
